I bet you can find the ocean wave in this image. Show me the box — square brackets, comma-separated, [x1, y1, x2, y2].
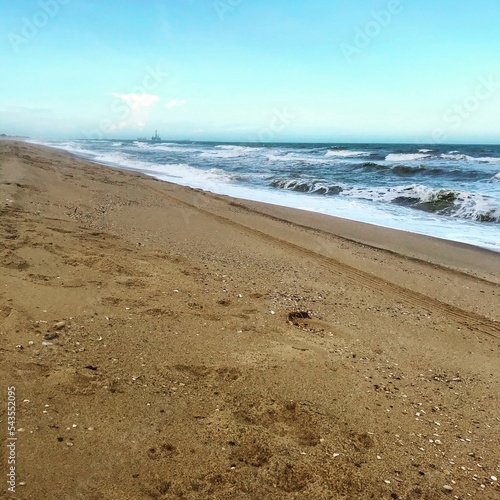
[148, 145, 196, 153]
[325, 149, 367, 157]
[266, 153, 330, 164]
[271, 178, 500, 222]
[131, 142, 198, 153]
[61, 146, 237, 185]
[93, 151, 139, 166]
[357, 162, 482, 179]
[49, 141, 99, 158]
[77, 139, 109, 143]
[270, 178, 344, 195]
[386, 153, 431, 161]
[200, 151, 243, 159]
[215, 145, 261, 151]
[93, 155, 238, 185]
[390, 165, 442, 176]
[359, 162, 439, 176]
[201, 145, 262, 158]
[139, 163, 236, 183]
[474, 157, 500, 163]
[347, 185, 500, 222]
[440, 153, 472, 161]
[419, 149, 433, 153]
[133, 141, 178, 147]
[440, 153, 500, 163]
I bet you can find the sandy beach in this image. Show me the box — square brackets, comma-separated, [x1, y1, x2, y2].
[1, 140, 499, 499]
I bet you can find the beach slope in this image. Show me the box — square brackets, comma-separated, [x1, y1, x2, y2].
[1, 141, 499, 499]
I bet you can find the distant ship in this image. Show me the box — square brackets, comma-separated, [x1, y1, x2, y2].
[151, 130, 161, 142]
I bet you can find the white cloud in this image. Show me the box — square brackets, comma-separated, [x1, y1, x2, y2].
[167, 99, 187, 109]
[109, 119, 147, 131]
[112, 93, 160, 111]
[109, 120, 129, 131]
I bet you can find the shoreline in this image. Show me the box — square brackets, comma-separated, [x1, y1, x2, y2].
[30, 140, 500, 277]
[35, 138, 500, 255]
[1, 140, 499, 498]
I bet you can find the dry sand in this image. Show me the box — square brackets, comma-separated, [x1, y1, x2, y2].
[1, 141, 499, 499]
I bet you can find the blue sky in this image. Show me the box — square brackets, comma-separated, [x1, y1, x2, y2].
[1, 0, 499, 143]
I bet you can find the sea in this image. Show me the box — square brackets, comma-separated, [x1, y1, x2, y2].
[33, 139, 500, 253]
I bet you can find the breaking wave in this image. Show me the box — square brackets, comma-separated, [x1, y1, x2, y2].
[474, 157, 500, 163]
[200, 145, 263, 159]
[266, 153, 331, 164]
[270, 178, 344, 195]
[325, 149, 367, 157]
[386, 153, 432, 162]
[270, 179, 500, 222]
[358, 162, 483, 179]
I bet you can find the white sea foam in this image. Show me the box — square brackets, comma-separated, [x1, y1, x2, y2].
[419, 149, 433, 153]
[84, 150, 140, 168]
[130, 142, 200, 153]
[45, 141, 98, 158]
[325, 149, 367, 157]
[452, 194, 500, 222]
[200, 151, 241, 159]
[266, 153, 330, 164]
[144, 163, 235, 183]
[386, 153, 431, 161]
[215, 145, 261, 151]
[88, 152, 237, 186]
[341, 184, 499, 222]
[441, 154, 500, 163]
[201, 145, 261, 159]
[440, 153, 472, 161]
[271, 178, 346, 194]
[149, 145, 197, 153]
[272, 177, 500, 222]
[474, 157, 500, 163]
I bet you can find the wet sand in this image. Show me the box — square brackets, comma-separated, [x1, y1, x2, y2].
[1, 141, 499, 499]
